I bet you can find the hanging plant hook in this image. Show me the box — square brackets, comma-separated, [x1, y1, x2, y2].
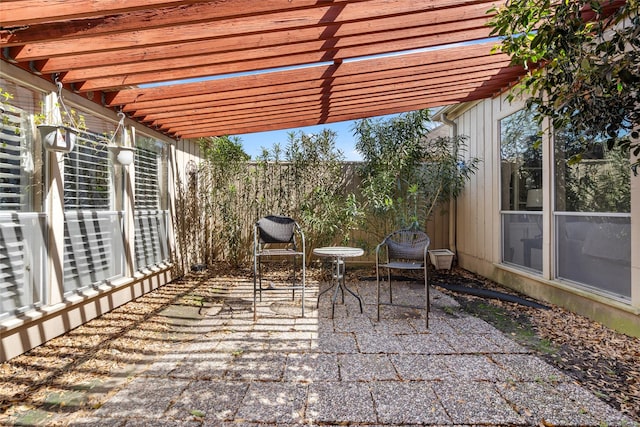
[107, 110, 135, 165]
[107, 110, 127, 145]
[52, 74, 80, 129]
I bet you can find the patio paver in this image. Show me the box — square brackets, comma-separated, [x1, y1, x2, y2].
[68, 276, 638, 426]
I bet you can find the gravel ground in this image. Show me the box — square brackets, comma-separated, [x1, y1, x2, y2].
[0, 264, 638, 425]
[430, 267, 640, 421]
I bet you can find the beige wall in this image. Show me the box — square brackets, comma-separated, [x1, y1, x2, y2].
[445, 94, 640, 337]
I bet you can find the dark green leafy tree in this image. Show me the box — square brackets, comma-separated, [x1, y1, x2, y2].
[353, 110, 479, 241]
[282, 130, 363, 254]
[488, 0, 640, 172]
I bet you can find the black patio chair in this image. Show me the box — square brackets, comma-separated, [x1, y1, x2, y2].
[253, 215, 306, 320]
[376, 228, 431, 327]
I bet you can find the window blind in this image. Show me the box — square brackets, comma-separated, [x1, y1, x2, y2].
[63, 132, 117, 291]
[63, 132, 110, 210]
[0, 105, 27, 211]
[134, 145, 168, 269]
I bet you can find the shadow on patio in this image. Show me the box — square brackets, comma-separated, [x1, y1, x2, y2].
[0, 267, 636, 426]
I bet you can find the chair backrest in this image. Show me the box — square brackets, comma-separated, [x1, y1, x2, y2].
[256, 215, 297, 244]
[384, 229, 430, 261]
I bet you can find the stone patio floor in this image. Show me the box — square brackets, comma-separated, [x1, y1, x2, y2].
[69, 275, 637, 426]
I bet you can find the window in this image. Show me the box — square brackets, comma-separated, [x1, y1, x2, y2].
[134, 136, 169, 270]
[500, 109, 543, 272]
[554, 128, 631, 300]
[63, 123, 125, 293]
[0, 78, 46, 319]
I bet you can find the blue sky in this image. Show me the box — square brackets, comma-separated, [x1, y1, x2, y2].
[232, 119, 363, 161]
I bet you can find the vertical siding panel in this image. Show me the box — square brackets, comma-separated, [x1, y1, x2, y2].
[463, 111, 475, 261]
[487, 97, 499, 264]
[483, 100, 493, 264]
[456, 114, 468, 259]
[475, 104, 486, 263]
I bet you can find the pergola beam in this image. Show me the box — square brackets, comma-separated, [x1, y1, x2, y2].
[1, 0, 527, 139]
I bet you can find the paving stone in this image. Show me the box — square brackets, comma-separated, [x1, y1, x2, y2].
[491, 354, 567, 382]
[124, 418, 203, 426]
[71, 276, 635, 427]
[266, 330, 316, 351]
[433, 381, 524, 425]
[164, 380, 248, 422]
[284, 352, 340, 382]
[447, 315, 497, 335]
[235, 382, 307, 423]
[168, 351, 233, 379]
[499, 381, 637, 426]
[316, 331, 358, 353]
[377, 304, 426, 322]
[338, 353, 397, 381]
[355, 332, 403, 353]
[182, 338, 222, 355]
[68, 417, 126, 426]
[253, 317, 304, 332]
[92, 377, 189, 419]
[214, 331, 269, 352]
[443, 354, 509, 381]
[224, 351, 286, 380]
[430, 289, 460, 308]
[144, 358, 183, 377]
[483, 330, 532, 353]
[389, 354, 451, 381]
[293, 317, 319, 332]
[333, 315, 373, 333]
[371, 318, 417, 335]
[370, 381, 450, 424]
[395, 332, 455, 354]
[307, 382, 376, 424]
[443, 332, 500, 353]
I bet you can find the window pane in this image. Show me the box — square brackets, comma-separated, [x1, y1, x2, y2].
[555, 130, 630, 213]
[0, 78, 47, 319]
[134, 137, 169, 270]
[62, 115, 124, 293]
[64, 131, 111, 209]
[0, 77, 42, 212]
[554, 128, 631, 299]
[502, 212, 543, 272]
[556, 214, 630, 300]
[500, 109, 542, 211]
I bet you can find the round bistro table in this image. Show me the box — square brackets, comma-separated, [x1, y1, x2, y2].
[313, 246, 364, 318]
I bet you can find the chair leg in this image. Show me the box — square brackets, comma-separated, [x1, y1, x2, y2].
[387, 269, 392, 304]
[301, 254, 305, 318]
[376, 264, 381, 321]
[258, 259, 264, 301]
[292, 255, 297, 300]
[424, 266, 429, 329]
[426, 282, 429, 329]
[253, 256, 258, 322]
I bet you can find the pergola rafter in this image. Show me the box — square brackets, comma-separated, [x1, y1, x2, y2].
[1, 0, 526, 139]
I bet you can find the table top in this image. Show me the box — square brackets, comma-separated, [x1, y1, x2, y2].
[313, 246, 364, 258]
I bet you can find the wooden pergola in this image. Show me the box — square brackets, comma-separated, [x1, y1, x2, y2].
[1, 0, 525, 138]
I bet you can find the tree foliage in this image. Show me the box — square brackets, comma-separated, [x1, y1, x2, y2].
[488, 0, 640, 171]
[353, 110, 479, 240]
[172, 132, 360, 271]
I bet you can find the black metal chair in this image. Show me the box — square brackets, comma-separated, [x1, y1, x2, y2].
[376, 228, 431, 327]
[253, 215, 306, 320]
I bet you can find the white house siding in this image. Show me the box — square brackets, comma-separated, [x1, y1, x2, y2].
[444, 94, 639, 337]
[0, 64, 201, 362]
[447, 94, 526, 276]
